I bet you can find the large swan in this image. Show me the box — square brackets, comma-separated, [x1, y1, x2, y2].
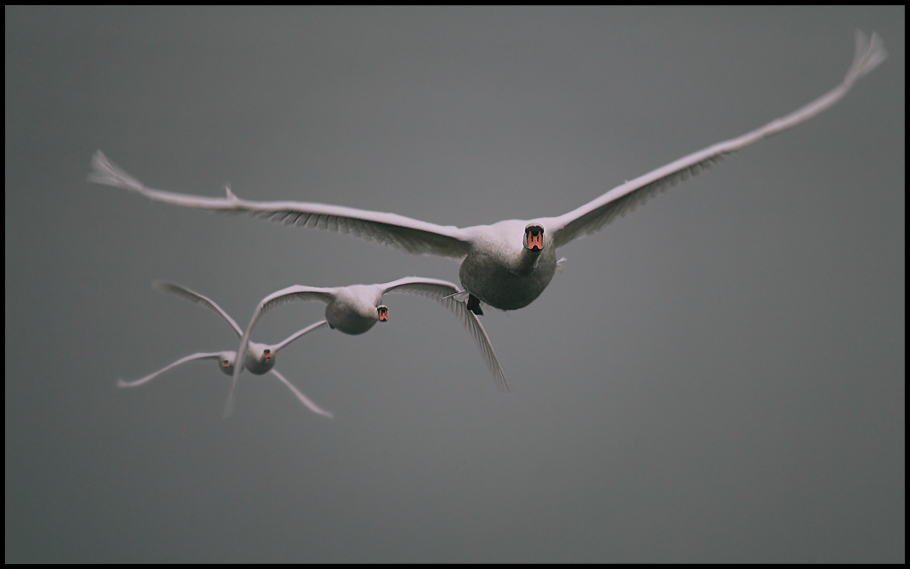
[89, 32, 886, 314]
[120, 280, 333, 417]
[223, 276, 506, 417]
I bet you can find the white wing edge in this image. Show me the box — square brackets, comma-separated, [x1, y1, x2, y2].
[382, 277, 509, 391]
[546, 31, 887, 248]
[269, 369, 334, 418]
[117, 352, 223, 388]
[272, 320, 331, 353]
[88, 150, 472, 259]
[153, 280, 243, 337]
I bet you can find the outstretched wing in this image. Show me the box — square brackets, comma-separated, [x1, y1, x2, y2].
[545, 31, 887, 249]
[225, 285, 336, 418]
[153, 280, 243, 337]
[268, 369, 334, 418]
[255, 285, 336, 316]
[382, 277, 509, 392]
[272, 320, 331, 353]
[89, 151, 472, 259]
[117, 352, 224, 388]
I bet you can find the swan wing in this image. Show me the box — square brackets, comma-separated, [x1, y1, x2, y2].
[546, 31, 886, 249]
[256, 285, 336, 316]
[153, 280, 243, 337]
[382, 277, 509, 392]
[272, 320, 331, 353]
[225, 286, 335, 418]
[117, 352, 223, 388]
[89, 151, 472, 259]
[268, 369, 334, 418]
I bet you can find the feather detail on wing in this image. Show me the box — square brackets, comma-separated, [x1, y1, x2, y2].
[89, 151, 471, 259]
[547, 31, 886, 249]
[382, 277, 509, 392]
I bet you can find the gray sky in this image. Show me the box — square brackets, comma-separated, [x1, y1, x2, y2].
[5, 6, 904, 562]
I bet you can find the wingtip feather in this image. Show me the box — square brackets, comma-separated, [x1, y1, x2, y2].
[848, 30, 887, 83]
[87, 150, 146, 191]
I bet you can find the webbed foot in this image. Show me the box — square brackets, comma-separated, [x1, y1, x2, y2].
[466, 294, 484, 316]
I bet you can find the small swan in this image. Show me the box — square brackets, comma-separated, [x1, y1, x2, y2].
[89, 32, 886, 313]
[223, 276, 507, 417]
[119, 281, 333, 417]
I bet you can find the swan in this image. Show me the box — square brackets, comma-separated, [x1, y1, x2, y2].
[119, 280, 333, 417]
[223, 276, 507, 417]
[89, 32, 886, 314]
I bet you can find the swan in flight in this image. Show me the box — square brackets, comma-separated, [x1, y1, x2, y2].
[223, 276, 507, 417]
[119, 281, 333, 417]
[89, 32, 886, 314]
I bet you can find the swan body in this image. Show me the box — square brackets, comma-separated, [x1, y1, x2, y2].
[119, 281, 333, 417]
[89, 33, 886, 313]
[322, 284, 386, 335]
[459, 220, 558, 310]
[224, 276, 507, 417]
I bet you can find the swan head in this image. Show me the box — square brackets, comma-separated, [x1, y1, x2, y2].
[218, 352, 237, 376]
[244, 342, 276, 375]
[377, 305, 389, 322]
[524, 223, 545, 252]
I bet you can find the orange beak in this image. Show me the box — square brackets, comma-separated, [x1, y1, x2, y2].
[222, 360, 230, 368]
[378, 307, 388, 321]
[264, 349, 271, 360]
[527, 230, 543, 251]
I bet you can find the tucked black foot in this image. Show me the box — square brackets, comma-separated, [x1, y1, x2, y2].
[466, 294, 484, 316]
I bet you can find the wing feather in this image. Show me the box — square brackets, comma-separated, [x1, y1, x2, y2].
[225, 286, 335, 418]
[547, 31, 886, 249]
[153, 280, 244, 337]
[117, 352, 223, 388]
[382, 277, 509, 391]
[89, 151, 472, 259]
[272, 320, 331, 353]
[268, 369, 334, 418]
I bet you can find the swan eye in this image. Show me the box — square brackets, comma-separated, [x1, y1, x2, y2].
[378, 306, 389, 321]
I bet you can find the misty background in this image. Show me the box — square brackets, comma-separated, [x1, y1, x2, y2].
[5, 7, 904, 562]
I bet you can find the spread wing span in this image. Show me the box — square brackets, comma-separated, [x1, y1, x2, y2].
[89, 151, 472, 259]
[545, 31, 886, 249]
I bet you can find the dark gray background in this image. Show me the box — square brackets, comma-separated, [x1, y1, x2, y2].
[5, 6, 904, 563]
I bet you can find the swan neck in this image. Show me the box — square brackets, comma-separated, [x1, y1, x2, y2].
[517, 247, 542, 272]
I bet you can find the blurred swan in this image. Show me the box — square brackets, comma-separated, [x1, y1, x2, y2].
[89, 32, 886, 314]
[223, 276, 506, 417]
[119, 281, 332, 417]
